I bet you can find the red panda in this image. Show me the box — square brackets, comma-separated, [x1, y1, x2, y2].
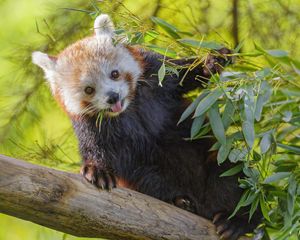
[32, 14, 260, 240]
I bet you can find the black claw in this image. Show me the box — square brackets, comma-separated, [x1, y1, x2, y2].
[213, 212, 255, 240]
[173, 195, 197, 213]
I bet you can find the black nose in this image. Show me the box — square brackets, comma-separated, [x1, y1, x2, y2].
[107, 92, 119, 104]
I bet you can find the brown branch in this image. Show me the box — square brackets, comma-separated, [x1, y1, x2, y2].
[0, 154, 221, 240]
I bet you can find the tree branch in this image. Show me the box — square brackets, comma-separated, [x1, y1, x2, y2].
[0, 154, 221, 240]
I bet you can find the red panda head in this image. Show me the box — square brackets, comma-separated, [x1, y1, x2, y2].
[32, 14, 142, 118]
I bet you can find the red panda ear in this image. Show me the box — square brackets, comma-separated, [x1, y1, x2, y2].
[32, 51, 57, 72]
[94, 14, 115, 37]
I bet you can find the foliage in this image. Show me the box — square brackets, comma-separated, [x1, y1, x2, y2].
[141, 15, 300, 240]
[0, 0, 299, 240]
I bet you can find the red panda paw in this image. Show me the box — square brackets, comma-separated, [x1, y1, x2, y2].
[212, 212, 256, 240]
[203, 48, 232, 77]
[80, 160, 116, 190]
[173, 195, 197, 213]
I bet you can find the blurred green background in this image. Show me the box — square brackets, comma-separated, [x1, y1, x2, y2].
[0, 0, 299, 239]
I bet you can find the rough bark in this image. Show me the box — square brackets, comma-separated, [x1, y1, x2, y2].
[0, 154, 250, 240]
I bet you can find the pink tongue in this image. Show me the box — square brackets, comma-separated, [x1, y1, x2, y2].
[111, 101, 122, 113]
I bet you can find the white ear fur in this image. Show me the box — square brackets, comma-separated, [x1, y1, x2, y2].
[94, 14, 115, 37]
[32, 51, 56, 72]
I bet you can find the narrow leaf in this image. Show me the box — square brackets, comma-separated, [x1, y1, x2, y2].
[178, 39, 223, 50]
[229, 190, 250, 219]
[264, 172, 290, 184]
[222, 100, 235, 130]
[144, 30, 159, 42]
[208, 103, 226, 145]
[191, 114, 205, 139]
[158, 63, 166, 86]
[217, 138, 233, 164]
[260, 132, 272, 154]
[242, 121, 255, 148]
[277, 143, 300, 154]
[266, 49, 288, 58]
[228, 148, 248, 163]
[151, 17, 181, 39]
[194, 88, 223, 117]
[220, 164, 243, 177]
[147, 44, 177, 58]
[255, 81, 272, 121]
[259, 196, 270, 221]
[178, 91, 209, 124]
[249, 196, 259, 221]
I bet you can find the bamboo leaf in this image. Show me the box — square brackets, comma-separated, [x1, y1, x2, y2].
[267, 49, 289, 58]
[217, 138, 233, 164]
[242, 121, 255, 148]
[191, 114, 205, 139]
[229, 190, 251, 219]
[260, 196, 270, 221]
[158, 63, 166, 86]
[144, 30, 159, 42]
[277, 143, 300, 154]
[222, 99, 235, 130]
[249, 195, 259, 221]
[220, 164, 243, 177]
[260, 132, 272, 154]
[194, 89, 223, 117]
[151, 17, 181, 39]
[208, 103, 226, 145]
[255, 81, 272, 121]
[178, 91, 209, 124]
[178, 39, 223, 50]
[264, 172, 290, 184]
[147, 44, 177, 58]
[228, 148, 248, 163]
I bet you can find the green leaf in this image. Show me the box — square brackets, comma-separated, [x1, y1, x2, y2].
[229, 189, 255, 218]
[220, 164, 243, 177]
[147, 44, 177, 58]
[178, 39, 223, 50]
[209, 142, 221, 151]
[144, 30, 159, 42]
[151, 17, 181, 39]
[277, 143, 300, 154]
[287, 175, 297, 216]
[165, 66, 179, 77]
[130, 32, 144, 44]
[249, 196, 259, 221]
[260, 132, 272, 154]
[222, 100, 235, 130]
[260, 195, 270, 221]
[194, 88, 223, 117]
[178, 91, 209, 124]
[191, 114, 205, 139]
[208, 103, 226, 145]
[264, 172, 290, 184]
[255, 81, 272, 121]
[242, 121, 255, 148]
[266, 49, 289, 58]
[244, 85, 255, 123]
[228, 148, 248, 163]
[158, 63, 166, 86]
[282, 111, 292, 122]
[217, 138, 233, 164]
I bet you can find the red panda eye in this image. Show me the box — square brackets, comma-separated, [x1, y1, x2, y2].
[84, 86, 95, 95]
[111, 70, 120, 79]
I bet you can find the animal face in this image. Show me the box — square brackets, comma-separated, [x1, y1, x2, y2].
[32, 14, 142, 117]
